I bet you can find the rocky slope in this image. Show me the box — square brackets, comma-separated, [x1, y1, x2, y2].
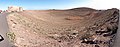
[7, 8, 119, 47]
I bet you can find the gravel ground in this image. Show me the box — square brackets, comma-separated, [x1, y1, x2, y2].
[7, 8, 119, 47]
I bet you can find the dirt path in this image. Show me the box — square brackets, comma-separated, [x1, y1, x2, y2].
[0, 13, 11, 47]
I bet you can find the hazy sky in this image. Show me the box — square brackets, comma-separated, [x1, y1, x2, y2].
[0, 0, 119, 10]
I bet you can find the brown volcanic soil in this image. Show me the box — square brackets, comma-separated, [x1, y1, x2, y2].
[7, 8, 119, 47]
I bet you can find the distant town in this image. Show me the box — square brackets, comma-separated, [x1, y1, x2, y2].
[0, 6, 23, 13]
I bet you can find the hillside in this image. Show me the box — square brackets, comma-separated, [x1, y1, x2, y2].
[7, 8, 119, 47]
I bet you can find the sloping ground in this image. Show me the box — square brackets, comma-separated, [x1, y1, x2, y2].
[7, 8, 119, 47]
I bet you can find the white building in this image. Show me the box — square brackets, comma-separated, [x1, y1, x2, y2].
[8, 6, 23, 12]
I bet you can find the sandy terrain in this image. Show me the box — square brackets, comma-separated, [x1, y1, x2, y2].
[7, 8, 119, 47]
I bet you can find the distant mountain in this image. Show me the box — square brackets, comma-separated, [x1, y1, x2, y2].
[68, 7, 96, 11]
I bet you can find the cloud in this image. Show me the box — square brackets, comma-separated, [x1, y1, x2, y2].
[81, 0, 120, 9]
